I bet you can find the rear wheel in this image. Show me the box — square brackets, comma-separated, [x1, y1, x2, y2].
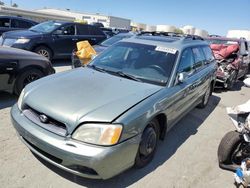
[15, 69, 44, 95]
[135, 119, 160, 168]
[34, 46, 52, 60]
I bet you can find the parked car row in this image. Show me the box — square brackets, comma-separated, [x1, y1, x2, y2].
[11, 33, 218, 179]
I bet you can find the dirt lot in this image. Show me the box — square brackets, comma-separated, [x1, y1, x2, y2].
[0, 63, 250, 188]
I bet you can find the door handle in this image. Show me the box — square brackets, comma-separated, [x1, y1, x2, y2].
[91, 38, 97, 41]
[72, 38, 78, 41]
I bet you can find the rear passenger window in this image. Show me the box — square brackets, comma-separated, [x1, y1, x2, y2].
[202, 46, 215, 62]
[177, 48, 194, 73]
[192, 47, 206, 69]
[76, 24, 89, 35]
[88, 26, 104, 35]
[0, 18, 10, 28]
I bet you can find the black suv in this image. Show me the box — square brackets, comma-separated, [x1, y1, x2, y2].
[0, 21, 106, 60]
[0, 16, 37, 35]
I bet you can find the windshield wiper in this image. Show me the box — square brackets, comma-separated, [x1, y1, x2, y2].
[114, 71, 142, 82]
[87, 65, 107, 73]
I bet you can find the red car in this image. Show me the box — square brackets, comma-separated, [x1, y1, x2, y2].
[205, 36, 249, 89]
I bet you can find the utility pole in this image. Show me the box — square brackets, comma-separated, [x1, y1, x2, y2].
[10, 0, 12, 6]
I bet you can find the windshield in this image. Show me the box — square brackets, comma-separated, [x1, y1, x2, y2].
[29, 21, 62, 33]
[101, 34, 132, 47]
[206, 39, 239, 45]
[89, 42, 177, 86]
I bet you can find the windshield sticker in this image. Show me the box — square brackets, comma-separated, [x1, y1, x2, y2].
[155, 46, 177, 54]
[54, 23, 62, 26]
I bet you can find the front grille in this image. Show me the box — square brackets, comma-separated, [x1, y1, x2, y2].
[23, 106, 67, 136]
[67, 165, 98, 175]
[23, 137, 63, 164]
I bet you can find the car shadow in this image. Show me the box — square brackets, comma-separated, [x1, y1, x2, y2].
[33, 95, 221, 187]
[0, 91, 17, 110]
[214, 80, 245, 93]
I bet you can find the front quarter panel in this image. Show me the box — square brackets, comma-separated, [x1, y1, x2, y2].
[114, 87, 179, 142]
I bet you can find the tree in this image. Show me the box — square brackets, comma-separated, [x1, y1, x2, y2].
[0, 1, 5, 5]
[12, 3, 18, 7]
[174, 28, 184, 34]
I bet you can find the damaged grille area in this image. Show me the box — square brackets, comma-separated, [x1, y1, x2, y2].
[23, 106, 67, 136]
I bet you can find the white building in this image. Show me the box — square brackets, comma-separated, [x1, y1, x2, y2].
[145, 25, 156, 32]
[194, 29, 209, 38]
[0, 6, 74, 22]
[181, 25, 195, 35]
[37, 8, 131, 29]
[180, 25, 209, 37]
[156, 25, 176, 32]
[227, 30, 250, 41]
[131, 22, 146, 31]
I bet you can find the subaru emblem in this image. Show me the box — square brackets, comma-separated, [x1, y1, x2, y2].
[39, 114, 49, 124]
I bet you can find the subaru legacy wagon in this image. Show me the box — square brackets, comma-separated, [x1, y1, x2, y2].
[11, 33, 217, 179]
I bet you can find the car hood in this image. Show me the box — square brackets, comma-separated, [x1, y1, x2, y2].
[2, 29, 43, 39]
[24, 68, 162, 133]
[0, 46, 48, 61]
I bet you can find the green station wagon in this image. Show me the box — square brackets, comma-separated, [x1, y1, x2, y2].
[11, 33, 217, 179]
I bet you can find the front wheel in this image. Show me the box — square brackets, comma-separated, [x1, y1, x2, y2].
[14, 69, 44, 95]
[134, 119, 160, 168]
[34, 46, 52, 60]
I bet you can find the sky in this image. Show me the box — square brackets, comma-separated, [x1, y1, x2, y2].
[1, 0, 250, 35]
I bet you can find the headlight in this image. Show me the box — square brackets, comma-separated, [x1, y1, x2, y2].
[72, 124, 123, 146]
[17, 89, 25, 111]
[15, 38, 30, 44]
[0, 36, 3, 45]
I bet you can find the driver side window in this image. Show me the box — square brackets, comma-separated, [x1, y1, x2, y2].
[60, 25, 75, 35]
[177, 48, 194, 74]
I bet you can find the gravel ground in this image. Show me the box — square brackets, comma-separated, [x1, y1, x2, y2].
[0, 63, 249, 188]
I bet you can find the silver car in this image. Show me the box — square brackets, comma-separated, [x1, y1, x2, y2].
[11, 34, 217, 179]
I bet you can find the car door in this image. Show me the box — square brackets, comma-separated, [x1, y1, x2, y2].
[166, 48, 198, 128]
[0, 60, 18, 91]
[52, 24, 77, 57]
[190, 46, 210, 99]
[88, 25, 106, 44]
[75, 24, 106, 46]
[75, 24, 92, 45]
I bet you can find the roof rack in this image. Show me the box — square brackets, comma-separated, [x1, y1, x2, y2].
[137, 31, 204, 41]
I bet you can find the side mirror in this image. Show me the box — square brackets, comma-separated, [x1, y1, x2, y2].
[178, 72, 187, 83]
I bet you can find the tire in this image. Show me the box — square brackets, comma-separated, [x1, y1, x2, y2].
[197, 83, 211, 108]
[15, 68, 44, 95]
[34, 46, 52, 60]
[217, 131, 242, 165]
[134, 119, 160, 168]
